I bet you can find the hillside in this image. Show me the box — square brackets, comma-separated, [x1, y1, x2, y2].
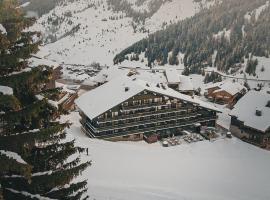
[29, 0, 214, 80]
[114, 0, 270, 79]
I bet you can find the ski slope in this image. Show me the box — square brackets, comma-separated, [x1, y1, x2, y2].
[31, 0, 213, 67]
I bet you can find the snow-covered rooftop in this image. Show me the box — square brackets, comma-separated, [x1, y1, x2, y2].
[205, 81, 223, 90]
[213, 81, 246, 96]
[76, 76, 220, 120]
[165, 68, 180, 84]
[230, 90, 270, 132]
[206, 81, 246, 96]
[0, 85, 13, 95]
[178, 75, 194, 91]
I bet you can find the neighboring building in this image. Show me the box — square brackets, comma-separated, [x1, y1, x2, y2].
[205, 81, 246, 106]
[178, 75, 194, 95]
[75, 76, 220, 141]
[165, 68, 181, 90]
[230, 90, 270, 149]
[165, 69, 194, 95]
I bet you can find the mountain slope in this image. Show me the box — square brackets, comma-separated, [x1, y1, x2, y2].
[30, 0, 213, 71]
[114, 0, 270, 77]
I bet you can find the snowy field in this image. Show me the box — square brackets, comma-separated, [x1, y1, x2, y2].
[62, 112, 270, 200]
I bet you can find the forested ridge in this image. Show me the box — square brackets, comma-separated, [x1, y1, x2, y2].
[108, 0, 171, 23]
[0, 0, 90, 199]
[114, 0, 270, 75]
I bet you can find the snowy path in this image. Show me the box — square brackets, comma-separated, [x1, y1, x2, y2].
[62, 112, 270, 200]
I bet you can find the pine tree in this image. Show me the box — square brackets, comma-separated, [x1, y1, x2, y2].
[0, 1, 90, 199]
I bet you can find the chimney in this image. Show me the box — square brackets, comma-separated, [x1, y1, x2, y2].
[125, 87, 129, 92]
[255, 109, 262, 116]
[266, 100, 270, 108]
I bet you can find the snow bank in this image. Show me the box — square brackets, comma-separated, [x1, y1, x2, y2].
[0, 85, 13, 95]
[64, 112, 270, 200]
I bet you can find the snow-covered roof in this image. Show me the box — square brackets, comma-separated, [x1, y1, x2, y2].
[178, 75, 194, 91]
[205, 81, 223, 90]
[206, 81, 246, 96]
[165, 68, 180, 84]
[76, 76, 220, 120]
[230, 90, 270, 132]
[213, 81, 246, 96]
[0, 23, 7, 35]
[0, 85, 13, 95]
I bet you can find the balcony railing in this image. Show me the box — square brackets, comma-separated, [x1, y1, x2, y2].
[121, 101, 167, 110]
[92, 116, 217, 139]
[96, 113, 205, 132]
[98, 108, 188, 123]
[97, 104, 196, 123]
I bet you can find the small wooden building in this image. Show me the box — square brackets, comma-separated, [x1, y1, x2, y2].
[165, 69, 194, 95]
[165, 68, 181, 90]
[206, 81, 246, 107]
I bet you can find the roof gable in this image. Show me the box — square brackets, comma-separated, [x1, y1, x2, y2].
[230, 90, 270, 132]
[76, 76, 221, 120]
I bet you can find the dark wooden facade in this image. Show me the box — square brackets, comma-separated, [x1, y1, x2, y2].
[207, 87, 245, 107]
[230, 116, 270, 149]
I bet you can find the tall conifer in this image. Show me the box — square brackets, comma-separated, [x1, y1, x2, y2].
[0, 1, 90, 199]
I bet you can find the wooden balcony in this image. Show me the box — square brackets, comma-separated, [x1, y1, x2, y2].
[98, 107, 189, 123]
[97, 113, 205, 132]
[92, 116, 217, 139]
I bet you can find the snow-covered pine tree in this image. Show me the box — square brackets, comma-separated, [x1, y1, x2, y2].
[0, 0, 90, 199]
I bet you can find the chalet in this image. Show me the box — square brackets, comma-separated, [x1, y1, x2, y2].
[178, 75, 194, 95]
[165, 69, 181, 90]
[75, 76, 220, 141]
[230, 90, 270, 149]
[205, 81, 246, 107]
[165, 69, 194, 95]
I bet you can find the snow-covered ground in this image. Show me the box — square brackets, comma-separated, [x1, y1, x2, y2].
[0, 85, 13, 95]
[62, 111, 270, 200]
